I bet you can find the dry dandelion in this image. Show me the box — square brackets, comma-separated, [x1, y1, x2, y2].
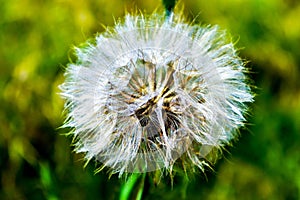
[60, 11, 254, 176]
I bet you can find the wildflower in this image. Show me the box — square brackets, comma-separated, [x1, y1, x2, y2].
[60, 12, 253, 176]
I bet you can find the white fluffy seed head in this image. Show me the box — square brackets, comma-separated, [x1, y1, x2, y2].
[60, 12, 254, 176]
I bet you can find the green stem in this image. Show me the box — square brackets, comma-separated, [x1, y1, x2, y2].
[120, 173, 146, 200]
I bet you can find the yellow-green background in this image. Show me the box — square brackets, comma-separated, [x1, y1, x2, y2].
[0, 0, 299, 199]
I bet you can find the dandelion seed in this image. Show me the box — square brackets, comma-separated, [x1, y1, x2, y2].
[60, 12, 254, 176]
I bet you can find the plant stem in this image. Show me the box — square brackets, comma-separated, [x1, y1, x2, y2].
[120, 173, 146, 200]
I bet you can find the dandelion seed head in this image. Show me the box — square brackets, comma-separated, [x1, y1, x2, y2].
[60, 12, 254, 175]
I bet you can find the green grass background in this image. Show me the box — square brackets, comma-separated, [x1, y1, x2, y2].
[0, 0, 299, 199]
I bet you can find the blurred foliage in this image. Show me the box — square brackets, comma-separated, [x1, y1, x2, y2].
[0, 0, 299, 199]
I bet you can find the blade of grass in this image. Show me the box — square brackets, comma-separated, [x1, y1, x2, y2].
[136, 173, 146, 200]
